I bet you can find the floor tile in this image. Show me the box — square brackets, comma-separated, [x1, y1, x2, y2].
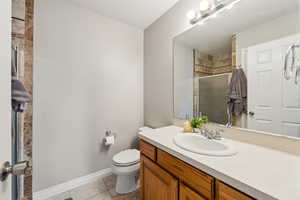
[88, 191, 111, 200]
[47, 191, 71, 200]
[97, 179, 108, 193]
[109, 189, 139, 200]
[70, 181, 103, 200]
[47, 174, 139, 200]
[103, 175, 117, 190]
[104, 175, 140, 200]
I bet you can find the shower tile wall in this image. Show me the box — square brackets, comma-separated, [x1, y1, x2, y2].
[193, 50, 232, 117]
[23, 0, 34, 199]
[12, 0, 34, 199]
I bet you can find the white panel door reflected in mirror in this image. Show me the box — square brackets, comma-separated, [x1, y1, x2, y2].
[173, 0, 300, 138]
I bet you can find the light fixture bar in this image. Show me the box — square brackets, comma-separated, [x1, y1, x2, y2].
[187, 0, 241, 25]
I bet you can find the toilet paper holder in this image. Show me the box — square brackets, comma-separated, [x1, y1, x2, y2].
[105, 130, 116, 138]
[103, 130, 117, 146]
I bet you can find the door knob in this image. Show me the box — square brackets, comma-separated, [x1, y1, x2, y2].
[0, 161, 30, 182]
[249, 111, 255, 116]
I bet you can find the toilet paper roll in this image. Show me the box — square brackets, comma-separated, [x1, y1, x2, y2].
[104, 136, 115, 146]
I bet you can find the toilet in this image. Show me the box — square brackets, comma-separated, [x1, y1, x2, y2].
[112, 127, 152, 194]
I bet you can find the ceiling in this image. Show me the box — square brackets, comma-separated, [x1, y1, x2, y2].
[175, 0, 299, 54]
[69, 0, 180, 29]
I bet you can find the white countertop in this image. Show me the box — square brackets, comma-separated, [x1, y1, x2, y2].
[139, 126, 300, 200]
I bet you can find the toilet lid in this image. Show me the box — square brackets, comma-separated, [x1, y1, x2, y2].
[113, 149, 140, 165]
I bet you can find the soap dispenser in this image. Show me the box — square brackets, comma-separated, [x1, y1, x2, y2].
[183, 114, 193, 133]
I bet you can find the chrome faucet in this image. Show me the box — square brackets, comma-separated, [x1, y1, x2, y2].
[200, 128, 223, 140]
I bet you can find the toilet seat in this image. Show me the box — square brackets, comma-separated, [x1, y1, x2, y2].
[111, 127, 153, 194]
[113, 149, 140, 167]
[112, 162, 140, 175]
[113, 160, 140, 167]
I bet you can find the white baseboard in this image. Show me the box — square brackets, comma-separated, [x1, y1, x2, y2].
[33, 168, 112, 200]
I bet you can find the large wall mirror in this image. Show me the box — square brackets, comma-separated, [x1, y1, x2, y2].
[173, 0, 300, 138]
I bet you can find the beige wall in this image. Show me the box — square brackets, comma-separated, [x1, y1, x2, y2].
[173, 42, 193, 119]
[33, 0, 143, 191]
[144, 0, 199, 128]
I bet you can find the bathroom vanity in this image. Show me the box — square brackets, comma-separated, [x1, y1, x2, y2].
[139, 126, 300, 200]
[165, 1, 300, 198]
[139, 140, 252, 200]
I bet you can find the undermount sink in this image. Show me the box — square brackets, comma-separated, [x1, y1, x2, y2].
[173, 133, 237, 156]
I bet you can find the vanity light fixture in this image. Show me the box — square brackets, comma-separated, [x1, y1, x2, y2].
[226, 0, 241, 10]
[187, 0, 241, 25]
[226, 3, 234, 10]
[210, 13, 218, 18]
[199, 0, 210, 11]
[186, 10, 197, 20]
[186, 10, 202, 24]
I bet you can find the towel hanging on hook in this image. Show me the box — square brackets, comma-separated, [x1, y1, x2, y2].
[227, 67, 247, 117]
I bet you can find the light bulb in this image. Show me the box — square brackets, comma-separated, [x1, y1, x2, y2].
[198, 20, 205, 25]
[226, 3, 234, 10]
[200, 0, 210, 11]
[186, 10, 196, 20]
[210, 0, 217, 10]
[211, 4, 216, 10]
[210, 13, 217, 18]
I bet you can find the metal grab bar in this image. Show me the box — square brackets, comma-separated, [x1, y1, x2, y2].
[284, 44, 300, 83]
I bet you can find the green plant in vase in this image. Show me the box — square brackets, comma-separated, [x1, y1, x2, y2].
[190, 116, 208, 133]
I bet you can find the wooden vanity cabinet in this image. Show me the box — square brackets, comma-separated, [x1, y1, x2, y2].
[140, 155, 178, 200]
[157, 149, 214, 200]
[140, 140, 156, 161]
[216, 180, 254, 200]
[140, 139, 255, 200]
[180, 183, 206, 200]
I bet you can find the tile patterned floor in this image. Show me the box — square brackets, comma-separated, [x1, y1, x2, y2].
[46, 175, 139, 200]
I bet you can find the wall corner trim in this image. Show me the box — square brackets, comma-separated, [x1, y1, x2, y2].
[33, 168, 112, 200]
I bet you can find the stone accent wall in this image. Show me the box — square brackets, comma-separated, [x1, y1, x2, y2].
[12, 0, 33, 199]
[213, 53, 232, 68]
[193, 50, 232, 115]
[232, 35, 237, 68]
[23, 0, 34, 199]
[194, 50, 213, 67]
[192, 36, 236, 117]
[194, 50, 232, 75]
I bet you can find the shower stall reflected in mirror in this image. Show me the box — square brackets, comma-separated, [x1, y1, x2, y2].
[196, 74, 229, 125]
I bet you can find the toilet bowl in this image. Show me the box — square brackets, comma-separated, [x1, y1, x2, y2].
[112, 149, 140, 194]
[112, 127, 152, 194]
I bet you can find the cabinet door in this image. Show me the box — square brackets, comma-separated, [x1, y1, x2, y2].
[141, 155, 178, 200]
[157, 149, 214, 199]
[216, 180, 254, 200]
[180, 183, 206, 200]
[140, 140, 157, 161]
